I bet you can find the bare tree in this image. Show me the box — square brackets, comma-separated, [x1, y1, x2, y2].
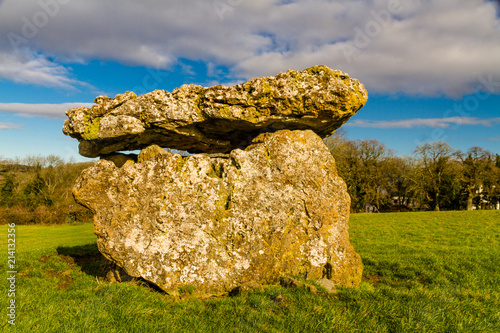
[327, 135, 395, 212]
[413, 141, 458, 211]
[458, 147, 494, 210]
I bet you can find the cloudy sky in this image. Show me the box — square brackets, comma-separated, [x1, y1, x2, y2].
[0, 0, 499, 161]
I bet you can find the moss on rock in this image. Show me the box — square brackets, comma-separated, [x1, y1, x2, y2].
[74, 131, 363, 295]
[63, 65, 367, 157]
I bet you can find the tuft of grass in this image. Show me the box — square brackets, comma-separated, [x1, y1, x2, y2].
[0, 210, 499, 332]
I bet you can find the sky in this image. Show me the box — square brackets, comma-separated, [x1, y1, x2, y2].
[0, 0, 499, 162]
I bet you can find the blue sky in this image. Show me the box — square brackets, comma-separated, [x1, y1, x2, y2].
[0, 0, 499, 162]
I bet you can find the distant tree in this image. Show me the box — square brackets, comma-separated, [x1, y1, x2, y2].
[480, 152, 500, 210]
[327, 134, 394, 212]
[326, 135, 499, 212]
[357, 139, 394, 210]
[458, 147, 494, 210]
[0, 156, 96, 224]
[41, 157, 66, 197]
[45, 155, 65, 168]
[23, 166, 51, 208]
[21, 155, 46, 168]
[384, 156, 418, 208]
[327, 136, 364, 211]
[413, 141, 459, 211]
[323, 129, 347, 153]
[489, 162, 500, 209]
[1, 174, 17, 206]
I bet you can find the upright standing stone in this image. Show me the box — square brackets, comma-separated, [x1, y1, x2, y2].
[73, 130, 363, 294]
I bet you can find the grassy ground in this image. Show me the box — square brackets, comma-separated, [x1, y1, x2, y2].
[1, 210, 499, 332]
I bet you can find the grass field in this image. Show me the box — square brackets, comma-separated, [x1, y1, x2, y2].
[1, 210, 499, 332]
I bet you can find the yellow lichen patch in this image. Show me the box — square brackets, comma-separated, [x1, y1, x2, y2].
[207, 162, 224, 178]
[64, 65, 367, 157]
[218, 104, 232, 118]
[177, 156, 187, 172]
[81, 114, 102, 140]
[305, 65, 335, 76]
[257, 81, 274, 105]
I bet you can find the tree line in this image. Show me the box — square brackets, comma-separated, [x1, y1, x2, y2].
[2, 136, 499, 224]
[325, 133, 500, 213]
[0, 155, 93, 224]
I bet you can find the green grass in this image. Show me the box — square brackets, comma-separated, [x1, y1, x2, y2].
[1, 211, 499, 332]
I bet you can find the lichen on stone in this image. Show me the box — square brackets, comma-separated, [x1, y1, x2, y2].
[73, 130, 363, 294]
[67, 66, 366, 296]
[63, 65, 367, 157]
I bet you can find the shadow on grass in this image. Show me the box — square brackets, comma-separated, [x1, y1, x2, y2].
[55, 243, 165, 293]
[56, 243, 104, 277]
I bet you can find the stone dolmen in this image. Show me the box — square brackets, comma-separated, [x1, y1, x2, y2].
[64, 65, 367, 296]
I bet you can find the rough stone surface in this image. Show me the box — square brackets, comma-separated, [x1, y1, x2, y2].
[100, 153, 137, 168]
[316, 278, 338, 293]
[280, 277, 318, 293]
[99, 258, 136, 283]
[73, 129, 363, 294]
[63, 65, 367, 157]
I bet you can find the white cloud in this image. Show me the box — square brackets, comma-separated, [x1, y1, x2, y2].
[0, 102, 93, 119]
[346, 117, 500, 128]
[0, 121, 22, 130]
[0, 0, 499, 96]
[0, 50, 91, 89]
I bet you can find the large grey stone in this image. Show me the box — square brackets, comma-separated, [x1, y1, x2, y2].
[63, 65, 367, 157]
[73, 130, 363, 295]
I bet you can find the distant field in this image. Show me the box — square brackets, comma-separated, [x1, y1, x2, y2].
[1, 210, 499, 332]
